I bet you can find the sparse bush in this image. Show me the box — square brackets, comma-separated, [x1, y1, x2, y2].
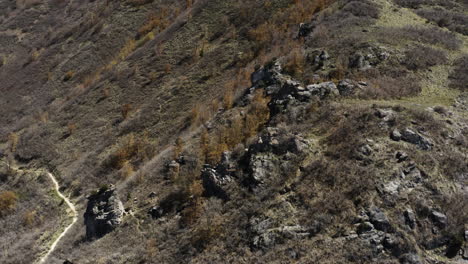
[342, 0, 381, 19]
[381, 26, 462, 50]
[449, 55, 468, 91]
[121, 103, 133, 119]
[23, 210, 38, 227]
[362, 75, 421, 99]
[0, 191, 18, 216]
[284, 46, 306, 76]
[8, 133, 19, 153]
[120, 160, 134, 180]
[403, 45, 448, 71]
[63, 71, 74, 82]
[106, 132, 155, 169]
[417, 8, 468, 35]
[67, 122, 77, 135]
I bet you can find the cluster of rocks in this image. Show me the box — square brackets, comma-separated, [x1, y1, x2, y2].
[247, 61, 360, 115]
[84, 185, 124, 240]
[349, 46, 391, 70]
[355, 207, 419, 261]
[201, 151, 234, 200]
[246, 128, 310, 190]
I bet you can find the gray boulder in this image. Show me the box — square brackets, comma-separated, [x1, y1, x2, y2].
[201, 165, 231, 200]
[305, 82, 339, 99]
[391, 129, 402, 141]
[430, 210, 447, 229]
[404, 209, 416, 229]
[337, 79, 357, 96]
[84, 186, 124, 240]
[369, 207, 393, 233]
[400, 128, 433, 150]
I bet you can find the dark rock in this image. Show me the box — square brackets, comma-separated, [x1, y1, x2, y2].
[349, 53, 369, 69]
[298, 23, 313, 37]
[396, 151, 408, 162]
[250, 61, 283, 87]
[148, 192, 157, 198]
[404, 209, 416, 229]
[430, 210, 447, 228]
[369, 207, 393, 233]
[357, 222, 374, 234]
[337, 79, 356, 96]
[201, 165, 231, 200]
[148, 206, 164, 219]
[383, 234, 404, 256]
[400, 128, 433, 150]
[63, 260, 73, 264]
[84, 186, 124, 240]
[319, 50, 330, 61]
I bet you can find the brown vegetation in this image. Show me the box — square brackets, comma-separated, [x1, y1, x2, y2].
[0, 191, 18, 216]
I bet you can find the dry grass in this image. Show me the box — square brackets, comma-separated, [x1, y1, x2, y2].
[0, 191, 18, 216]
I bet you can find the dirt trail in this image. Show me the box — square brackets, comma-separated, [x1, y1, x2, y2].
[36, 172, 78, 264]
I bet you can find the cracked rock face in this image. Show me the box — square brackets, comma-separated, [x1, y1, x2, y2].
[84, 186, 124, 240]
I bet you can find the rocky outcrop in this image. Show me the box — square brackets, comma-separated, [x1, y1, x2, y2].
[250, 211, 310, 249]
[391, 128, 433, 150]
[337, 79, 357, 96]
[84, 186, 124, 240]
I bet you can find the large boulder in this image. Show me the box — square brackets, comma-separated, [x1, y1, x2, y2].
[84, 186, 124, 240]
[400, 128, 433, 150]
[201, 164, 231, 200]
[368, 207, 393, 233]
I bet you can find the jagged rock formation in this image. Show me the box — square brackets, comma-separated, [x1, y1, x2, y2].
[84, 186, 124, 240]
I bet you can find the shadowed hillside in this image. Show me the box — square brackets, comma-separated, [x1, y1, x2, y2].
[0, 0, 467, 263]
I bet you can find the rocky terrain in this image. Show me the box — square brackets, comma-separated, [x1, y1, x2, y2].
[0, 0, 467, 263]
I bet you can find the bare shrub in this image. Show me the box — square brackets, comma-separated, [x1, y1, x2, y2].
[361, 75, 422, 99]
[342, 0, 381, 19]
[417, 8, 468, 35]
[449, 55, 468, 91]
[8, 133, 19, 153]
[121, 103, 133, 120]
[380, 26, 462, 50]
[403, 45, 448, 71]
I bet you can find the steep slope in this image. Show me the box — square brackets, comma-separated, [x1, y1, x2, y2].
[0, 0, 467, 263]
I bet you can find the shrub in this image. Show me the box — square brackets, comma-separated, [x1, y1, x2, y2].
[362, 75, 422, 99]
[417, 8, 468, 35]
[8, 133, 19, 153]
[106, 132, 155, 169]
[63, 71, 74, 82]
[449, 55, 468, 91]
[381, 26, 462, 50]
[23, 210, 38, 227]
[342, 0, 381, 19]
[121, 103, 133, 119]
[403, 45, 448, 71]
[67, 123, 77, 135]
[0, 191, 18, 216]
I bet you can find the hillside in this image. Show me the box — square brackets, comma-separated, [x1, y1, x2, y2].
[0, 0, 467, 263]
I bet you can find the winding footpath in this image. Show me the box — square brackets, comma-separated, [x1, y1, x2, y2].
[37, 172, 78, 264]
